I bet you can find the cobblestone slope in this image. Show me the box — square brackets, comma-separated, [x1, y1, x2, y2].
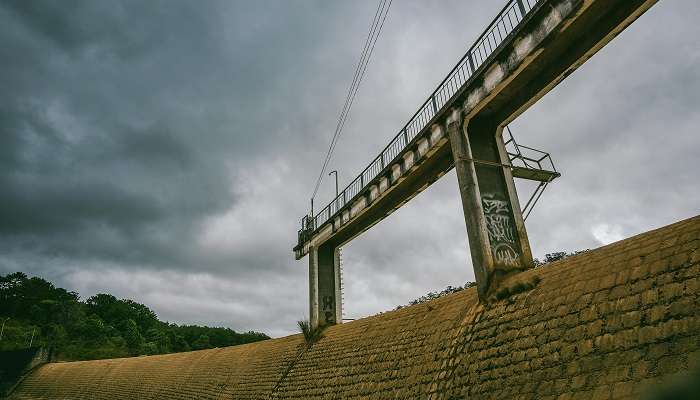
[10, 215, 700, 399]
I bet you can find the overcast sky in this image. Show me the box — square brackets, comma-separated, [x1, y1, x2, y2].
[1, 0, 698, 337]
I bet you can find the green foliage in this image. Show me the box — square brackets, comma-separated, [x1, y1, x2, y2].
[395, 282, 477, 310]
[0, 272, 270, 361]
[297, 319, 324, 347]
[395, 249, 588, 309]
[533, 250, 589, 266]
[192, 334, 211, 350]
[121, 319, 144, 354]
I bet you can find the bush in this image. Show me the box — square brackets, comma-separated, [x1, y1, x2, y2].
[297, 320, 324, 347]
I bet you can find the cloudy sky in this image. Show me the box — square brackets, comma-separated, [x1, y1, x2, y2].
[1, 0, 698, 337]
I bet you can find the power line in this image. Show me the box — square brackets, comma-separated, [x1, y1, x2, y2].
[310, 0, 393, 207]
[330, 0, 391, 168]
[311, 0, 388, 202]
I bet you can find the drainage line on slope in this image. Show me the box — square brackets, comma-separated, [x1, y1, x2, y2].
[268, 345, 310, 399]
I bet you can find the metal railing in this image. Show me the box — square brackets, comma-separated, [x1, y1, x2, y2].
[503, 127, 559, 220]
[504, 127, 557, 174]
[298, 0, 543, 246]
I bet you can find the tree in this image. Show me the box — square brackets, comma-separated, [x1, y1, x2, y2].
[0, 272, 28, 317]
[77, 314, 107, 342]
[146, 327, 171, 354]
[123, 299, 158, 332]
[192, 334, 211, 350]
[171, 333, 190, 352]
[121, 319, 144, 354]
[86, 294, 120, 322]
[44, 323, 68, 346]
[0, 271, 269, 360]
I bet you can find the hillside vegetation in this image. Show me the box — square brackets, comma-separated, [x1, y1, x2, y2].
[0, 272, 268, 361]
[395, 250, 587, 309]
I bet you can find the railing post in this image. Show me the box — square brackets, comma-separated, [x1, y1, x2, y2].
[431, 95, 438, 114]
[467, 52, 476, 74]
[402, 129, 408, 146]
[516, 0, 526, 16]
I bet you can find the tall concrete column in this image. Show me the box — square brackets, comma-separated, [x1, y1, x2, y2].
[447, 109, 533, 301]
[308, 243, 342, 328]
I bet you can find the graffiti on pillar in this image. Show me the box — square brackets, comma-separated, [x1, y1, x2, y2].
[482, 194, 520, 268]
[322, 295, 335, 324]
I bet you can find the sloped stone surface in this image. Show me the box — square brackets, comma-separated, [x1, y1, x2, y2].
[10, 215, 700, 399]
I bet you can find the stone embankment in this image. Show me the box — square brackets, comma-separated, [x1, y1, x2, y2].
[9, 216, 700, 399]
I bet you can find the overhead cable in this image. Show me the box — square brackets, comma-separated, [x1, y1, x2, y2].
[310, 0, 393, 205]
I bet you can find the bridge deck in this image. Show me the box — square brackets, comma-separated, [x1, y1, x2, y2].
[295, 0, 657, 259]
[296, 0, 545, 256]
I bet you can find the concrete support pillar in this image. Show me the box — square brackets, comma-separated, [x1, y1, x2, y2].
[447, 109, 533, 301]
[309, 243, 342, 328]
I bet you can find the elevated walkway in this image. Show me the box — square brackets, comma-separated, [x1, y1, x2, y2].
[294, 0, 657, 261]
[295, 0, 658, 326]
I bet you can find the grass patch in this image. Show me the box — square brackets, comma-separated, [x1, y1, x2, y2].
[297, 320, 325, 347]
[491, 275, 541, 302]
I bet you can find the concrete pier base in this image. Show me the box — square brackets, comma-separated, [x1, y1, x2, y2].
[308, 243, 342, 328]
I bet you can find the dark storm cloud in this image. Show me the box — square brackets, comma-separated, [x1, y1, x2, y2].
[0, 0, 385, 334]
[2, 0, 150, 57]
[0, 0, 698, 336]
[0, 0, 294, 266]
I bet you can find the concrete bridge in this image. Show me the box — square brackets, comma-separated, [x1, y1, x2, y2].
[294, 0, 658, 328]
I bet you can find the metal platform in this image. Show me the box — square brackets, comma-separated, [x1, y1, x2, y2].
[504, 127, 560, 219]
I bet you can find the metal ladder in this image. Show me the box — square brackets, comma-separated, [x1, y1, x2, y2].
[504, 126, 561, 220]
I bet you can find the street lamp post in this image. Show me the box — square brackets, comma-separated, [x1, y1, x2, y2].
[309, 170, 339, 231]
[329, 170, 339, 197]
